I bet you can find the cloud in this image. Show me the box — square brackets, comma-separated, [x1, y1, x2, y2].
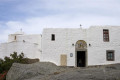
[0, 0, 120, 43]
[15, 0, 120, 15]
[0, 13, 119, 43]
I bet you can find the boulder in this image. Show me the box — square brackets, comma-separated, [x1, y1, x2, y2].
[6, 62, 59, 80]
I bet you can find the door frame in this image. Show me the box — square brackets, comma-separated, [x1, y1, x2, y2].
[75, 50, 88, 67]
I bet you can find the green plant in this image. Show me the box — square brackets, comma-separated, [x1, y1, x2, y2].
[0, 52, 26, 80]
[0, 52, 25, 73]
[0, 52, 39, 80]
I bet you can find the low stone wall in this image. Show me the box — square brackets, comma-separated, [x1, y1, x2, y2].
[22, 58, 39, 64]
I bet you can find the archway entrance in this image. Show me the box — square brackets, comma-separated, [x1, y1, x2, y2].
[75, 40, 87, 67]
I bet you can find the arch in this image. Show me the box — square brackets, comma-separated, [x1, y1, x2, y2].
[75, 40, 87, 50]
[75, 40, 87, 67]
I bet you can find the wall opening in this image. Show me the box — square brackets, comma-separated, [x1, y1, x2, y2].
[75, 40, 87, 67]
[103, 29, 109, 42]
[14, 36, 16, 40]
[51, 34, 55, 41]
[77, 51, 86, 67]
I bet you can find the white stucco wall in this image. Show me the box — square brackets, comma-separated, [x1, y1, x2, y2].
[87, 26, 120, 66]
[1, 26, 120, 67]
[41, 26, 120, 66]
[41, 28, 87, 66]
[0, 33, 42, 60]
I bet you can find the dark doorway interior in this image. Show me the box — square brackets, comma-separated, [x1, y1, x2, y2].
[77, 51, 86, 67]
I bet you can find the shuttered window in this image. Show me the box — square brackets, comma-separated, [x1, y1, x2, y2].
[103, 29, 109, 42]
[106, 50, 114, 61]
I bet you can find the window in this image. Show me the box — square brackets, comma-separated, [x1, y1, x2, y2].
[103, 29, 109, 42]
[106, 50, 114, 61]
[51, 34, 55, 41]
[14, 36, 16, 40]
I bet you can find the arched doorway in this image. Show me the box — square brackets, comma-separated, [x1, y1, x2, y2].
[75, 40, 87, 67]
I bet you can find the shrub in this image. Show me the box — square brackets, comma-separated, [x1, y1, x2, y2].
[0, 52, 26, 80]
[0, 52, 25, 73]
[0, 52, 39, 80]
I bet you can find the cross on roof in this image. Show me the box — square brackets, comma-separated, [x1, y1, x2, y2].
[80, 24, 82, 27]
[80, 24, 82, 28]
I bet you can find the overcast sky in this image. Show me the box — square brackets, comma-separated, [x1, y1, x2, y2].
[0, 0, 120, 43]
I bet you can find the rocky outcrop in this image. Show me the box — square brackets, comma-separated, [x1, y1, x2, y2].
[6, 63, 120, 80]
[6, 62, 61, 80]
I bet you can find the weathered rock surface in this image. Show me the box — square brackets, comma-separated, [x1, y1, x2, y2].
[6, 63, 120, 80]
[6, 62, 64, 80]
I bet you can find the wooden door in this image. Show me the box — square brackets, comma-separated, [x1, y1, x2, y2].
[60, 54, 67, 66]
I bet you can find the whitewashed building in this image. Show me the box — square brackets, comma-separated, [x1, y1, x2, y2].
[0, 31, 42, 60]
[0, 26, 120, 67]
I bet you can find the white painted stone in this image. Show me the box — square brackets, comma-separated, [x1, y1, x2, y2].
[41, 26, 120, 66]
[0, 32, 42, 60]
[1, 26, 120, 67]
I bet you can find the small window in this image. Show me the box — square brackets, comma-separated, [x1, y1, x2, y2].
[14, 36, 16, 40]
[103, 29, 109, 42]
[106, 50, 114, 61]
[51, 34, 55, 41]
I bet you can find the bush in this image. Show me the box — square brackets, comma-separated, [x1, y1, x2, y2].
[0, 52, 25, 73]
[0, 52, 39, 80]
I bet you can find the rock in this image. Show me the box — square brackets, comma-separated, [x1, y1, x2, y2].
[6, 63, 120, 80]
[6, 62, 60, 80]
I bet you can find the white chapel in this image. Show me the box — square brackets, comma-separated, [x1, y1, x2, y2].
[0, 26, 120, 67]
